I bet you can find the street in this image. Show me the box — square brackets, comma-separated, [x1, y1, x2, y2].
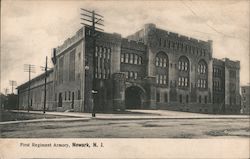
[1, 118, 249, 138]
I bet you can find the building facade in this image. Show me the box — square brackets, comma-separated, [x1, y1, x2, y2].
[241, 85, 250, 114]
[17, 23, 241, 114]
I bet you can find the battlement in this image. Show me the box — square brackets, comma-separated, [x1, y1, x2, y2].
[56, 27, 84, 55]
[213, 58, 225, 66]
[223, 58, 240, 69]
[121, 38, 146, 51]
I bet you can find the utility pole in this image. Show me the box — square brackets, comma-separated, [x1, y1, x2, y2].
[24, 64, 35, 112]
[4, 88, 8, 95]
[80, 8, 104, 117]
[43, 56, 48, 114]
[9, 80, 17, 94]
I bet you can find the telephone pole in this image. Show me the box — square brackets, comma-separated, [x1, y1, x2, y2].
[9, 80, 17, 94]
[80, 8, 104, 117]
[24, 64, 35, 112]
[43, 56, 48, 114]
[4, 88, 8, 95]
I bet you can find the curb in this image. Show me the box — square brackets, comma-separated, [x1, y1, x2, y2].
[0, 118, 90, 125]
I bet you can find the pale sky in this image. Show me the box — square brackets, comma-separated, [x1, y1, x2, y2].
[1, 0, 249, 94]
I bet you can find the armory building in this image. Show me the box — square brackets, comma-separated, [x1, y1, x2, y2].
[17, 23, 241, 114]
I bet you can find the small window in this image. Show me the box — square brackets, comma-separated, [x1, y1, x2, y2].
[129, 54, 133, 64]
[134, 55, 138, 64]
[125, 54, 129, 63]
[186, 95, 189, 103]
[156, 92, 160, 102]
[121, 53, 124, 63]
[164, 93, 168, 103]
[156, 57, 159, 66]
[134, 72, 138, 79]
[69, 91, 71, 100]
[164, 58, 167, 67]
[78, 90, 81, 100]
[179, 94, 182, 103]
[55, 93, 57, 101]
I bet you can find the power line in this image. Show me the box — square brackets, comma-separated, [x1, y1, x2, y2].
[180, 0, 247, 42]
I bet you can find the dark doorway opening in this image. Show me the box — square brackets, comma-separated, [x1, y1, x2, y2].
[58, 93, 62, 107]
[125, 86, 143, 109]
[71, 92, 74, 109]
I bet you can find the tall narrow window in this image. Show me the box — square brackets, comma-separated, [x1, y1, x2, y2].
[125, 53, 129, 63]
[129, 54, 133, 64]
[134, 72, 138, 79]
[164, 93, 168, 103]
[78, 90, 81, 100]
[179, 94, 182, 103]
[156, 57, 159, 66]
[121, 53, 124, 63]
[134, 54, 138, 64]
[138, 56, 142, 65]
[156, 92, 160, 102]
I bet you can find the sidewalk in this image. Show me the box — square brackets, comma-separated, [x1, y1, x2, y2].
[6, 109, 250, 120]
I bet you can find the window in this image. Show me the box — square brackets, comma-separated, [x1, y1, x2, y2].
[68, 91, 71, 100]
[164, 93, 168, 103]
[184, 62, 188, 71]
[134, 55, 138, 64]
[156, 75, 159, 84]
[179, 94, 182, 103]
[163, 75, 167, 84]
[163, 58, 167, 67]
[155, 52, 169, 86]
[159, 58, 162, 67]
[121, 53, 124, 62]
[65, 91, 67, 100]
[185, 78, 188, 86]
[159, 75, 162, 84]
[134, 72, 138, 79]
[55, 93, 57, 101]
[178, 77, 181, 86]
[138, 56, 142, 65]
[78, 90, 81, 100]
[69, 50, 76, 81]
[129, 54, 133, 64]
[156, 57, 159, 66]
[199, 95, 201, 103]
[156, 92, 160, 102]
[129, 71, 133, 78]
[125, 54, 129, 63]
[186, 95, 189, 103]
[205, 96, 207, 104]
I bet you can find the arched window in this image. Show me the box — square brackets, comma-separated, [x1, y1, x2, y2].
[155, 52, 169, 86]
[197, 60, 208, 89]
[178, 56, 190, 88]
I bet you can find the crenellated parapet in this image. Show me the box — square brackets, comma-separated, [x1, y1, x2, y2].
[55, 28, 84, 55]
[121, 38, 147, 51]
[223, 58, 240, 69]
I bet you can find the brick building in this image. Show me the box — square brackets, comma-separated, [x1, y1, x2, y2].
[241, 85, 250, 114]
[17, 23, 241, 114]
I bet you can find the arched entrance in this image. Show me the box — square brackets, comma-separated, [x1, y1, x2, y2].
[125, 86, 144, 109]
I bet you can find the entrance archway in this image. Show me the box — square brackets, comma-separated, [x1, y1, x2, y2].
[125, 86, 144, 109]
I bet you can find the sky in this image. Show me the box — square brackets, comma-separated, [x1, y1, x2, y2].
[1, 0, 249, 94]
